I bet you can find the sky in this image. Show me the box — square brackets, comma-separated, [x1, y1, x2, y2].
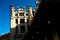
[0, 0, 36, 36]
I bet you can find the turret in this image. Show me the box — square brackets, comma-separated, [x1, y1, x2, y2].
[10, 5, 14, 10]
[10, 5, 15, 17]
[35, 0, 40, 9]
[28, 5, 33, 17]
[10, 5, 16, 40]
[34, 0, 40, 16]
[28, 5, 33, 25]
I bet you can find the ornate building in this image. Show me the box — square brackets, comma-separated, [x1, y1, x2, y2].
[10, 5, 34, 40]
[10, 1, 40, 40]
[0, 1, 40, 40]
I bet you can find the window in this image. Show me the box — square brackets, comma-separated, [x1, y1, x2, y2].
[15, 26, 18, 33]
[20, 19, 25, 23]
[26, 14, 28, 16]
[20, 26, 25, 33]
[16, 19, 18, 24]
[19, 13, 24, 16]
[32, 11, 35, 16]
[27, 19, 29, 23]
[15, 14, 18, 16]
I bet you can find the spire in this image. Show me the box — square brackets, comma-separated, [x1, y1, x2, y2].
[10, 5, 14, 9]
[28, 4, 32, 9]
[28, 4, 31, 7]
[35, 0, 41, 9]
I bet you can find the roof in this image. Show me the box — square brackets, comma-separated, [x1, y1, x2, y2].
[0, 33, 10, 39]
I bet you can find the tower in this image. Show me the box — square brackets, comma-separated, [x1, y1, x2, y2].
[36, 0, 40, 9]
[10, 5, 17, 40]
[28, 5, 33, 25]
[33, 0, 40, 16]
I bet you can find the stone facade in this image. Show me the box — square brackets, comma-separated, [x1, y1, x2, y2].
[0, 1, 40, 40]
[10, 1, 40, 40]
[10, 5, 36, 40]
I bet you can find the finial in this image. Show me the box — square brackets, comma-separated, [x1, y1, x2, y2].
[28, 4, 31, 7]
[36, 1, 39, 4]
[10, 4, 14, 9]
[35, 0, 40, 4]
[10, 4, 14, 7]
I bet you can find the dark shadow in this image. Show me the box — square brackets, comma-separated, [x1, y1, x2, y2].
[22, 0, 60, 40]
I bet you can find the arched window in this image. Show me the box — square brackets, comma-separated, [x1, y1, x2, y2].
[19, 13, 24, 16]
[16, 19, 18, 24]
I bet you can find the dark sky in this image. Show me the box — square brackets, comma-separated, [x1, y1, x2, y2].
[0, 0, 36, 36]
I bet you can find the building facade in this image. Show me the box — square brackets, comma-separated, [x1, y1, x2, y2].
[10, 1, 40, 40]
[0, 1, 40, 40]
